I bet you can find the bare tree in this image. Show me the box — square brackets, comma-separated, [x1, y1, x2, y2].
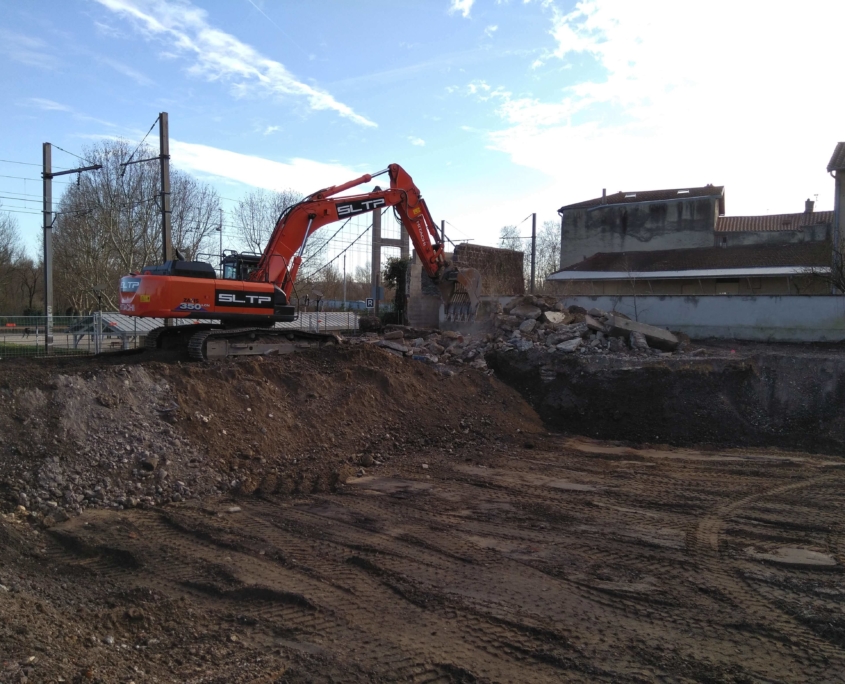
[0, 208, 23, 310]
[53, 139, 220, 312]
[15, 258, 42, 314]
[232, 188, 302, 254]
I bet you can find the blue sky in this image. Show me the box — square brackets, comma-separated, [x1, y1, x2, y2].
[2, 0, 844, 258]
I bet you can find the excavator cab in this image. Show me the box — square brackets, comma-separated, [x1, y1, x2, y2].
[221, 253, 261, 281]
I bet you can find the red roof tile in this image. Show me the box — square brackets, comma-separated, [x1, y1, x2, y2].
[716, 211, 833, 233]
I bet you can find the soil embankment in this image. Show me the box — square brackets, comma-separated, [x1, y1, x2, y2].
[488, 346, 845, 453]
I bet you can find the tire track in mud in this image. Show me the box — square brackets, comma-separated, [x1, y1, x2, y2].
[37, 441, 845, 682]
[689, 471, 845, 679]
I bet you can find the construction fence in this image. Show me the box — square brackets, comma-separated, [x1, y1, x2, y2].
[0, 311, 361, 359]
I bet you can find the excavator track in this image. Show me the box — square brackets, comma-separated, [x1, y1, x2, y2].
[144, 324, 218, 350]
[187, 327, 339, 361]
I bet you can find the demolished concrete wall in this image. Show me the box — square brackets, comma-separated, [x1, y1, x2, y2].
[454, 244, 524, 296]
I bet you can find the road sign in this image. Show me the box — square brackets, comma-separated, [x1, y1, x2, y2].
[366, 298, 375, 309]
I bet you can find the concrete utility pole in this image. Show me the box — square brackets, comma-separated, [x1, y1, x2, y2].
[441, 219, 446, 246]
[342, 254, 347, 307]
[159, 112, 173, 264]
[530, 213, 537, 294]
[371, 206, 381, 315]
[42, 143, 102, 354]
[42, 143, 52, 355]
[218, 207, 223, 270]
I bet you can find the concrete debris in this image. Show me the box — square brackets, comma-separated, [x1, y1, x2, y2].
[605, 315, 679, 351]
[508, 304, 542, 320]
[354, 296, 691, 376]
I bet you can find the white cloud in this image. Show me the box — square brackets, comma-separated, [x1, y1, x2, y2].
[97, 56, 154, 86]
[0, 31, 58, 70]
[485, 24, 498, 37]
[408, 137, 426, 147]
[449, 0, 474, 18]
[263, 125, 280, 135]
[485, 0, 845, 215]
[93, 0, 377, 128]
[167, 139, 362, 194]
[21, 98, 118, 129]
[26, 98, 73, 113]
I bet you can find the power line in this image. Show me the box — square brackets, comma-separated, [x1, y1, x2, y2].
[124, 115, 160, 168]
[0, 173, 72, 184]
[0, 159, 40, 167]
[51, 144, 88, 164]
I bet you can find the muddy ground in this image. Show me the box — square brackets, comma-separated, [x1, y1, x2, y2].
[1, 344, 845, 682]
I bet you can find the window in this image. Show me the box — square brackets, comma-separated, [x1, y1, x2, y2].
[223, 263, 238, 280]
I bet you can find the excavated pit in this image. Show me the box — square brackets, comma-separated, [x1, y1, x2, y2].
[488, 345, 845, 454]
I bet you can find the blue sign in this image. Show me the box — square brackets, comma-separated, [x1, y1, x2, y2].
[366, 298, 375, 309]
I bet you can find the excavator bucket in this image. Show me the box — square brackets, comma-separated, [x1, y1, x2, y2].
[439, 266, 482, 321]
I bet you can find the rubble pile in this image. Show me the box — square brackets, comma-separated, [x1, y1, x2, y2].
[356, 295, 689, 372]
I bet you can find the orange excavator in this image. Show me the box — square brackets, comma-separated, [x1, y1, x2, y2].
[118, 163, 481, 360]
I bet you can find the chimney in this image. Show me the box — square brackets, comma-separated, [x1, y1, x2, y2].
[805, 198, 815, 213]
[601, 188, 606, 205]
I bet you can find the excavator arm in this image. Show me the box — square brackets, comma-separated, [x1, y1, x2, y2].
[252, 164, 480, 320]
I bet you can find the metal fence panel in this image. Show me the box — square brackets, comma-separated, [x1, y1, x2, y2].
[0, 311, 361, 359]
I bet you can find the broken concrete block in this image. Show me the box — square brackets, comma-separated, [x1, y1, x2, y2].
[567, 305, 587, 315]
[497, 315, 521, 330]
[629, 332, 649, 351]
[587, 308, 607, 318]
[555, 338, 582, 353]
[383, 330, 404, 340]
[510, 304, 542, 320]
[378, 340, 411, 354]
[605, 315, 679, 351]
[518, 319, 537, 333]
[442, 330, 461, 339]
[515, 339, 534, 352]
[585, 315, 607, 333]
[542, 311, 571, 326]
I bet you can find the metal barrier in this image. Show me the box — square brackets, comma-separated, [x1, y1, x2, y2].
[0, 314, 145, 358]
[0, 311, 361, 359]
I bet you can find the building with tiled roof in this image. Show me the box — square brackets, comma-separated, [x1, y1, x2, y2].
[552, 162, 838, 295]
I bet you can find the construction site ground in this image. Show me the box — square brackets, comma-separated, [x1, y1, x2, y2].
[1, 344, 844, 683]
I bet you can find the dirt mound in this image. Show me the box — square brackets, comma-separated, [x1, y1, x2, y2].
[0, 345, 543, 521]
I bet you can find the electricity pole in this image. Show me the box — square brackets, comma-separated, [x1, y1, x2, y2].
[218, 207, 223, 271]
[42, 143, 101, 354]
[342, 254, 347, 308]
[159, 112, 173, 264]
